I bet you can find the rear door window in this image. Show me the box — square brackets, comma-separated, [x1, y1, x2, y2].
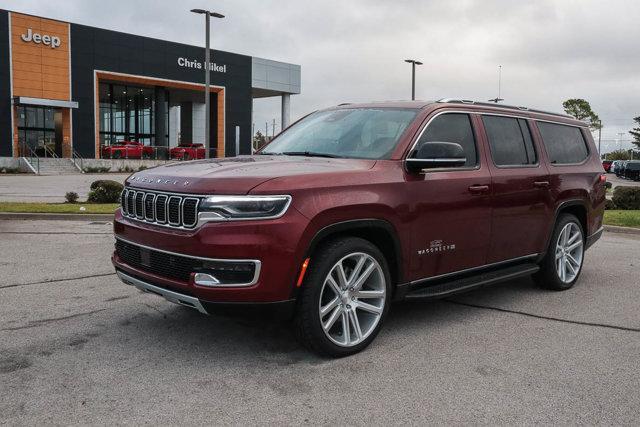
[482, 116, 537, 166]
[537, 122, 589, 164]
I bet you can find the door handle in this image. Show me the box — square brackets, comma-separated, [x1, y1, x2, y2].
[468, 184, 489, 194]
[533, 181, 550, 188]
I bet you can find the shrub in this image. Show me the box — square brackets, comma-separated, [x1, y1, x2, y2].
[604, 181, 612, 190]
[87, 179, 124, 203]
[65, 191, 79, 203]
[0, 167, 20, 174]
[612, 186, 640, 210]
[138, 165, 148, 171]
[604, 199, 616, 210]
[118, 166, 134, 173]
[83, 166, 111, 173]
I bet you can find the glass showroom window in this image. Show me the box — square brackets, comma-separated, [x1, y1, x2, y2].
[98, 83, 159, 151]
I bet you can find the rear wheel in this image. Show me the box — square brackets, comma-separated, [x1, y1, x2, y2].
[294, 237, 391, 357]
[534, 214, 585, 291]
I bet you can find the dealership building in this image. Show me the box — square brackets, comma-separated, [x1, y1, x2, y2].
[0, 9, 300, 163]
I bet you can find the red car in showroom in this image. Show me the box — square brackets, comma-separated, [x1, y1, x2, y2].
[170, 143, 206, 160]
[102, 141, 154, 159]
[112, 99, 605, 357]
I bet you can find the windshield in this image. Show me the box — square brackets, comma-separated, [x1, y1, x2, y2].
[260, 108, 418, 159]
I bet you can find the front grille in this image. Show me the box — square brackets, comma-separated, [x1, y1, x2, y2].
[115, 239, 258, 285]
[121, 188, 200, 229]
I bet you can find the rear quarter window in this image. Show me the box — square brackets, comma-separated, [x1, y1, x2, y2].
[537, 122, 589, 164]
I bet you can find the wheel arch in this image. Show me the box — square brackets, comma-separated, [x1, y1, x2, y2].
[305, 219, 404, 287]
[539, 199, 588, 262]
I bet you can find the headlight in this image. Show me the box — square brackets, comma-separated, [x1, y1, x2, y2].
[199, 195, 292, 221]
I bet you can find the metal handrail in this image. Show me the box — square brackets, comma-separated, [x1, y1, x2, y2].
[72, 149, 84, 172]
[20, 143, 40, 174]
[43, 145, 59, 158]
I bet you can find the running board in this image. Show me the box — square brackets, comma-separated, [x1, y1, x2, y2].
[403, 263, 540, 300]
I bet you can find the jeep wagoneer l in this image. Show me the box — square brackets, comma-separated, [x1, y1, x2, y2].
[112, 99, 605, 356]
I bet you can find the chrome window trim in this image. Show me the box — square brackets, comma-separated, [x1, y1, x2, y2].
[409, 253, 539, 286]
[115, 236, 262, 287]
[402, 107, 591, 172]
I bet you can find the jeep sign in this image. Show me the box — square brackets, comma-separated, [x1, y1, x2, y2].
[20, 28, 61, 49]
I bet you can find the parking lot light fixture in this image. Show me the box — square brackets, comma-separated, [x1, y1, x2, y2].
[191, 8, 225, 159]
[404, 59, 423, 101]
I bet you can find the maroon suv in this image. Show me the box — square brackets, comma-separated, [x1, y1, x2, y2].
[112, 99, 606, 356]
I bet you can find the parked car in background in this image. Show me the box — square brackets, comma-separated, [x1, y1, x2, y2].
[623, 160, 640, 181]
[113, 99, 606, 357]
[615, 160, 627, 177]
[610, 160, 621, 175]
[102, 141, 153, 159]
[170, 143, 206, 160]
[602, 160, 612, 172]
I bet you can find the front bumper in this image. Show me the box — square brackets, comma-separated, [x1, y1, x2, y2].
[112, 206, 309, 303]
[116, 269, 296, 317]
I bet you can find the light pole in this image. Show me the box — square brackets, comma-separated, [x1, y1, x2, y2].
[404, 59, 423, 100]
[191, 8, 224, 159]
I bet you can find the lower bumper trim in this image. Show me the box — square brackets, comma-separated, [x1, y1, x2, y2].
[116, 270, 208, 314]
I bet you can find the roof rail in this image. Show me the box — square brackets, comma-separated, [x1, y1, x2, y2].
[436, 98, 574, 119]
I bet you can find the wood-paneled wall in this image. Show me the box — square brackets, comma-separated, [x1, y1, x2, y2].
[11, 12, 70, 101]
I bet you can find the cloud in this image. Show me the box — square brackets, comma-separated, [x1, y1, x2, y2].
[2, 0, 638, 144]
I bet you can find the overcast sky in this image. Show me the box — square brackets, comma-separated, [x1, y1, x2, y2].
[3, 0, 638, 152]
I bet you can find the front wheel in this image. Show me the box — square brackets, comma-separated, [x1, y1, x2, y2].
[294, 237, 391, 357]
[533, 214, 585, 291]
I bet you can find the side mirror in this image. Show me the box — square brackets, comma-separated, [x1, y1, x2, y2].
[406, 141, 466, 173]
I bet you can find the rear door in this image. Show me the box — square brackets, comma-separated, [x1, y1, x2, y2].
[406, 112, 493, 279]
[479, 114, 554, 263]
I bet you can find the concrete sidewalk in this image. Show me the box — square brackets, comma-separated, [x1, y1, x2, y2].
[0, 173, 131, 203]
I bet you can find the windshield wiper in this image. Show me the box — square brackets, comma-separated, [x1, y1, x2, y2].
[280, 151, 343, 158]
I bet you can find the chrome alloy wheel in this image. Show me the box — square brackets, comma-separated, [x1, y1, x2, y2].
[555, 222, 584, 284]
[318, 252, 386, 347]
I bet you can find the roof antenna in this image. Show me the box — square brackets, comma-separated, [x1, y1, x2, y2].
[488, 65, 504, 103]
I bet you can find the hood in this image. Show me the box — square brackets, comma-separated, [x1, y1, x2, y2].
[125, 155, 377, 194]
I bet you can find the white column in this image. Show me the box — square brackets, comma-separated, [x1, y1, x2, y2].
[281, 93, 291, 130]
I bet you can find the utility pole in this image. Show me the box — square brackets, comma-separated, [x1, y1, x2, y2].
[272, 118, 276, 138]
[404, 59, 423, 100]
[191, 8, 224, 159]
[488, 65, 504, 103]
[597, 119, 602, 157]
[265, 122, 268, 139]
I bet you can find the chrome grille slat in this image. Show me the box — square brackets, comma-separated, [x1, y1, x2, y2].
[144, 193, 155, 221]
[155, 194, 168, 223]
[120, 188, 199, 229]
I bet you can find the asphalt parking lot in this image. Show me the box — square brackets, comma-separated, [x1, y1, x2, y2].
[1, 219, 639, 425]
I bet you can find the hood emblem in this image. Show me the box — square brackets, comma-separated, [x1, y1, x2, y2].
[130, 176, 188, 186]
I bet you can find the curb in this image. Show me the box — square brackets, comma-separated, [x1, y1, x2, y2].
[604, 224, 640, 235]
[0, 212, 114, 221]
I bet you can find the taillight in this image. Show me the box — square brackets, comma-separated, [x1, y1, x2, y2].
[599, 174, 606, 183]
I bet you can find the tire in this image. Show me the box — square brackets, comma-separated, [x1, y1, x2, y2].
[112, 151, 121, 159]
[533, 214, 585, 291]
[294, 237, 392, 357]
[182, 153, 190, 161]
